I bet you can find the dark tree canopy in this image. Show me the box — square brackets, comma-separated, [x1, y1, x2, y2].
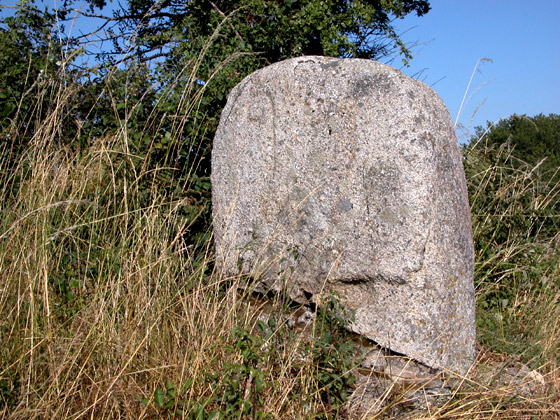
[0, 4, 71, 155]
[109, 0, 430, 65]
[471, 114, 560, 178]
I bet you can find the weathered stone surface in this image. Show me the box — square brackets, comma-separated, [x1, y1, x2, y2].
[211, 56, 475, 373]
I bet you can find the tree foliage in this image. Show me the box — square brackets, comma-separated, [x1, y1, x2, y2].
[111, 0, 430, 64]
[0, 3, 63, 150]
[470, 114, 560, 180]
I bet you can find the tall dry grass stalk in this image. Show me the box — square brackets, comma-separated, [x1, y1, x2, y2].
[465, 140, 560, 361]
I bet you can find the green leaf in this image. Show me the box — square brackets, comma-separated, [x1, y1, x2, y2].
[154, 387, 165, 406]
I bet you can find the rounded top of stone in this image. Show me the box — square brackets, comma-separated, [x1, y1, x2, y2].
[228, 55, 447, 117]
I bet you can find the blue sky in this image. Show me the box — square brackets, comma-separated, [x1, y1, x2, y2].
[2, 0, 558, 142]
[392, 0, 560, 141]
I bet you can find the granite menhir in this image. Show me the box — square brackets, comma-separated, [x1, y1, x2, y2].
[211, 56, 476, 373]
